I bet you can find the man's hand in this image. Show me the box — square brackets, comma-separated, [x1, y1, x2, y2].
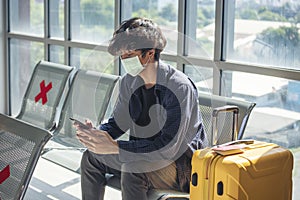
[73, 121, 119, 154]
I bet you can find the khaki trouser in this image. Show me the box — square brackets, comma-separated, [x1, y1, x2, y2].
[80, 150, 179, 200]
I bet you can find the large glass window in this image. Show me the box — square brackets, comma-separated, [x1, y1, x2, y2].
[222, 71, 300, 197]
[223, 71, 300, 134]
[122, 0, 178, 54]
[70, 0, 114, 44]
[9, 39, 44, 115]
[221, 3, 300, 190]
[49, 45, 64, 64]
[185, 65, 213, 93]
[70, 48, 114, 74]
[9, 0, 44, 36]
[49, 0, 64, 39]
[225, 0, 300, 69]
[186, 0, 216, 59]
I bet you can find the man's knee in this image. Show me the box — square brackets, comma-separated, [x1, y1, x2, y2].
[80, 150, 90, 170]
[80, 150, 102, 174]
[121, 163, 147, 188]
[120, 164, 148, 200]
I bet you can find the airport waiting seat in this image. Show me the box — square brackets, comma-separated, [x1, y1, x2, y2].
[16, 60, 74, 131]
[198, 92, 256, 146]
[42, 69, 120, 171]
[0, 113, 52, 200]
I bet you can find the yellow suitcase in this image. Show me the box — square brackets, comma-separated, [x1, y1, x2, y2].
[190, 140, 293, 200]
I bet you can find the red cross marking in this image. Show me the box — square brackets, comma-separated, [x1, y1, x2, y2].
[0, 165, 10, 184]
[34, 80, 53, 105]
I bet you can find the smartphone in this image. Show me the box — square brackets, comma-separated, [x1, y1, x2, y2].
[69, 117, 90, 129]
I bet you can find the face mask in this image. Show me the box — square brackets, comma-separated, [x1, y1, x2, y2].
[120, 56, 144, 76]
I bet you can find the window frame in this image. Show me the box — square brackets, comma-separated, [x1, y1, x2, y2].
[3, 0, 300, 114]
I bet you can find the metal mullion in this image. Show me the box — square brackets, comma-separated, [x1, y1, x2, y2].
[44, 0, 49, 61]
[114, 0, 121, 75]
[214, 1, 224, 62]
[64, 0, 70, 66]
[66, 41, 107, 51]
[161, 54, 178, 63]
[176, 0, 186, 72]
[4, 0, 9, 114]
[182, 56, 217, 69]
[219, 61, 300, 82]
[7, 33, 45, 43]
[162, 53, 216, 70]
[161, 54, 215, 68]
[45, 38, 67, 46]
[115, 0, 121, 31]
[213, 0, 225, 95]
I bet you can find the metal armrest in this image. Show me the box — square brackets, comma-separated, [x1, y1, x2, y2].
[148, 189, 190, 200]
[159, 193, 190, 200]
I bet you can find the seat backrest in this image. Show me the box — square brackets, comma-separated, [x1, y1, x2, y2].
[198, 92, 256, 146]
[16, 60, 74, 130]
[52, 69, 120, 148]
[0, 113, 52, 200]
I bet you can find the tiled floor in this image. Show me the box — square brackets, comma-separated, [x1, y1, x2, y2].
[23, 148, 300, 200]
[24, 158, 121, 200]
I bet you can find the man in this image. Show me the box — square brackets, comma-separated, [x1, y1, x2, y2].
[75, 17, 208, 200]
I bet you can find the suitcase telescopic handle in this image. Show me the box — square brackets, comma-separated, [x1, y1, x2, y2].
[215, 139, 255, 147]
[212, 105, 239, 117]
[211, 105, 239, 146]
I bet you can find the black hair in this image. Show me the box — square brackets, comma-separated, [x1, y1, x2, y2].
[108, 17, 167, 61]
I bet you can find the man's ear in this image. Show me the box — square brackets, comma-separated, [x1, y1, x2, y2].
[147, 49, 155, 57]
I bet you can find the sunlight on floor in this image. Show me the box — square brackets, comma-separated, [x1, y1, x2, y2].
[24, 158, 121, 200]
